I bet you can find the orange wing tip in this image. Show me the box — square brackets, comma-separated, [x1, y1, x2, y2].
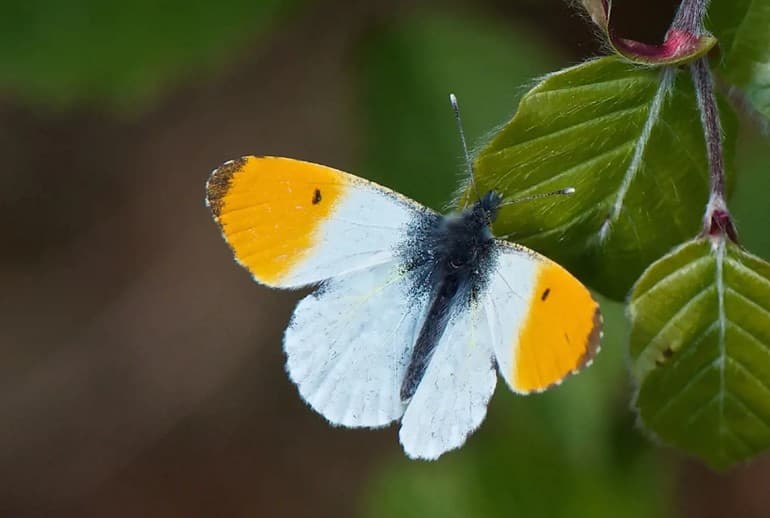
[511, 259, 603, 394]
[206, 156, 251, 217]
[204, 155, 352, 286]
[512, 305, 602, 394]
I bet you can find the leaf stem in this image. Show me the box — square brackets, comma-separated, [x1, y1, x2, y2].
[671, 0, 710, 36]
[690, 56, 738, 243]
[690, 57, 738, 242]
[691, 59, 724, 199]
[677, 0, 739, 243]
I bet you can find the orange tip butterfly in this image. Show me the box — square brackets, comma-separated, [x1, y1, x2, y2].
[205, 96, 602, 460]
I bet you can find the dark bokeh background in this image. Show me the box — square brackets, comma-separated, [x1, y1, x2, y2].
[2, 1, 770, 516]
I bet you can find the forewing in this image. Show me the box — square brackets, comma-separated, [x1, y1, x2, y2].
[284, 261, 430, 428]
[206, 156, 433, 288]
[485, 242, 602, 394]
[398, 301, 497, 460]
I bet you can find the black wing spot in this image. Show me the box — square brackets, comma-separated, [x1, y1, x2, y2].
[312, 188, 322, 205]
[541, 288, 551, 301]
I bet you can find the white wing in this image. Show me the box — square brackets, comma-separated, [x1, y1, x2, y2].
[483, 244, 538, 392]
[398, 300, 497, 460]
[484, 242, 601, 394]
[284, 261, 430, 428]
[207, 156, 435, 288]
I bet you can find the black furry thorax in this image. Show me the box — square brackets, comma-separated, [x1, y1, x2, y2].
[400, 190, 501, 296]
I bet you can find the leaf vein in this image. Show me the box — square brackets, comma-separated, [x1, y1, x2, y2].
[531, 74, 655, 96]
[726, 356, 770, 399]
[715, 240, 728, 434]
[727, 319, 770, 356]
[512, 204, 601, 242]
[642, 283, 715, 352]
[631, 255, 712, 304]
[725, 391, 770, 431]
[728, 258, 770, 290]
[720, 421, 754, 455]
[496, 137, 636, 200]
[686, 393, 719, 426]
[651, 356, 718, 425]
[485, 102, 647, 173]
[726, 286, 770, 324]
[599, 67, 677, 242]
[665, 322, 720, 373]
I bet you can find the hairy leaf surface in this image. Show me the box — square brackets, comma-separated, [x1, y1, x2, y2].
[472, 56, 734, 300]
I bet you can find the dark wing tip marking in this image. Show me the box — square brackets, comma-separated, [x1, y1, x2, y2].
[578, 306, 603, 369]
[206, 156, 248, 217]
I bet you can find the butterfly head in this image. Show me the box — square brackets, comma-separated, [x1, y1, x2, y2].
[474, 190, 502, 227]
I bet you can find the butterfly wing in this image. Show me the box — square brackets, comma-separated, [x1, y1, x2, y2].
[285, 261, 432, 428]
[485, 241, 602, 394]
[398, 300, 497, 460]
[206, 156, 433, 288]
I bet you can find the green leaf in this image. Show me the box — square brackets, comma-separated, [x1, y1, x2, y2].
[708, 0, 770, 120]
[473, 55, 734, 300]
[0, 0, 298, 107]
[630, 237, 770, 469]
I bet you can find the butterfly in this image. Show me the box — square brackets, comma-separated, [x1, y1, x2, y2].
[205, 152, 602, 459]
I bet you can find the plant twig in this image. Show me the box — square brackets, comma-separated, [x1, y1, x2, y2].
[691, 57, 738, 242]
[672, 0, 737, 241]
[671, 0, 710, 35]
[692, 58, 725, 199]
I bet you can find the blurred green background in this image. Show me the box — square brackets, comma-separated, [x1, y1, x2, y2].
[1, 1, 769, 517]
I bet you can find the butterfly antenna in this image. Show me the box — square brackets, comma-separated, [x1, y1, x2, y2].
[450, 93, 479, 207]
[499, 187, 575, 207]
[496, 187, 576, 241]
